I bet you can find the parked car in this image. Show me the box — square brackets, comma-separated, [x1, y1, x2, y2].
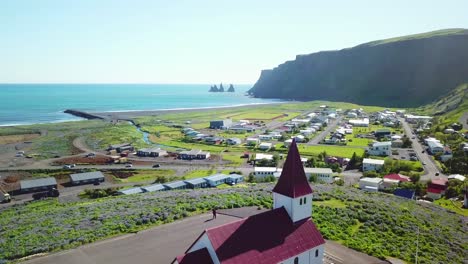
[422, 162, 426, 165]
[63, 165, 71, 169]
[152, 164, 161, 168]
[125, 164, 133, 168]
[435, 172, 440, 176]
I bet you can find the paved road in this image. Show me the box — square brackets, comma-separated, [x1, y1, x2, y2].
[308, 116, 343, 145]
[21, 208, 384, 264]
[399, 118, 444, 181]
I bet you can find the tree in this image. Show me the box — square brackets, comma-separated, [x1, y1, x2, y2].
[306, 157, 316, 168]
[219, 83, 225, 92]
[335, 178, 345, 186]
[227, 84, 235, 92]
[402, 136, 412, 148]
[309, 174, 317, 182]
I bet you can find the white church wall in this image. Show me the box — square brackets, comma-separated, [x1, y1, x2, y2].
[187, 233, 220, 264]
[273, 192, 293, 217]
[291, 194, 313, 222]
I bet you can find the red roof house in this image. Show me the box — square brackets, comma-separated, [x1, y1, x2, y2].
[173, 140, 325, 264]
[426, 178, 448, 200]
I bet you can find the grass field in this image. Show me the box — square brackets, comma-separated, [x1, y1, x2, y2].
[314, 198, 347, 208]
[181, 169, 232, 179]
[0, 134, 40, 144]
[296, 144, 365, 158]
[434, 198, 468, 217]
[112, 169, 176, 183]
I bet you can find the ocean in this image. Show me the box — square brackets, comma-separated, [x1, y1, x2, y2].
[0, 84, 284, 126]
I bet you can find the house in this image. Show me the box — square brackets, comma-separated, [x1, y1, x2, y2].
[137, 147, 168, 157]
[405, 114, 432, 124]
[284, 138, 293, 148]
[258, 142, 273, 151]
[184, 178, 209, 189]
[349, 118, 369, 127]
[300, 129, 314, 136]
[108, 143, 134, 153]
[226, 138, 242, 145]
[448, 174, 466, 181]
[164, 181, 189, 190]
[269, 131, 283, 139]
[141, 184, 166, 192]
[254, 167, 282, 179]
[70, 171, 105, 185]
[347, 112, 358, 118]
[205, 137, 224, 145]
[294, 135, 305, 142]
[173, 140, 325, 264]
[362, 158, 385, 172]
[427, 140, 444, 154]
[382, 173, 410, 189]
[20, 177, 57, 192]
[179, 149, 210, 160]
[226, 174, 244, 185]
[229, 125, 256, 133]
[368, 141, 392, 156]
[359, 177, 383, 192]
[254, 153, 273, 162]
[303, 168, 334, 183]
[291, 118, 311, 124]
[204, 174, 230, 187]
[392, 139, 404, 148]
[393, 189, 415, 200]
[210, 119, 232, 129]
[440, 147, 453, 162]
[426, 178, 448, 200]
[311, 115, 329, 124]
[246, 137, 260, 146]
[185, 130, 200, 137]
[118, 187, 143, 195]
[258, 134, 273, 141]
[375, 128, 391, 138]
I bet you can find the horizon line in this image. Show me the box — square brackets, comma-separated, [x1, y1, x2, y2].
[0, 82, 254, 85]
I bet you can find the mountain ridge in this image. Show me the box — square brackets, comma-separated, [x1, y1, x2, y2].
[249, 29, 468, 107]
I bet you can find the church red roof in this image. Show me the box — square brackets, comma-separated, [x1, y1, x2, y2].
[175, 248, 213, 264]
[272, 139, 313, 198]
[383, 174, 410, 182]
[204, 207, 325, 264]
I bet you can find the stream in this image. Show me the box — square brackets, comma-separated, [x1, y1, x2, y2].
[130, 121, 181, 150]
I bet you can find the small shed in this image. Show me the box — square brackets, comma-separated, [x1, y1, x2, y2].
[204, 174, 230, 187]
[226, 174, 244, 185]
[393, 189, 415, 200]
[184, 178, 209, 189]
[70, 171, 105, 185]
[118, 187, 143, 195]
[20, 177, 57, 192]
[141, 184, 166, 192]
[164, 181, 189, 190]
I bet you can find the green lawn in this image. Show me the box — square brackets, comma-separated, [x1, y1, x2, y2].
[222, 153, 246, 166]
[113, 169, 176, 183]
[297, 144, 365, 158]
[434, 198, 468, 216]
[182, 169, 233, 179]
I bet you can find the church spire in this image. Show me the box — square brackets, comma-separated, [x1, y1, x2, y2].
[272, 139, 313, 198]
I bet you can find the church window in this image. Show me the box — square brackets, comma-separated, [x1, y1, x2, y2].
[299, 198, 302, 205]
[315, 249, 319, 257]
[294, 257, 299, 264]
[304, 197, 307, 204]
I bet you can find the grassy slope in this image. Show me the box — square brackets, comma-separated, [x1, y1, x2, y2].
[363, 28, 468, 46]
[0, 184, 466, 263]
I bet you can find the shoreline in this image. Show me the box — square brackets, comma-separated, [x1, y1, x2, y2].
[0, 101, 294, 127]
[89, 101, 291, 120]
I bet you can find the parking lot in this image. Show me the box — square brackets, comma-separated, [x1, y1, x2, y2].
[392, 148, 418, 161]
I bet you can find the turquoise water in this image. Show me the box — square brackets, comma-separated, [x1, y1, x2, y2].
[0, 84, 283, 126]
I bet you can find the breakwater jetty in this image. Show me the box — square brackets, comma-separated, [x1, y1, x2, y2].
[64, 109, 105, 120]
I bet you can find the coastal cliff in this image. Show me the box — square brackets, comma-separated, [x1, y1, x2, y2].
[248, 29, 468, 107]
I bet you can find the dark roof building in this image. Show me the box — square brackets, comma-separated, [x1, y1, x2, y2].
[20, 177, 57, 192]
[393, 188, 415, 200]
[70, 171, 105, 185]
[173, 139, 325, 264]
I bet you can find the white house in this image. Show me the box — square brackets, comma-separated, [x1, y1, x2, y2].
[427, 140, 444, 154]
[367, 141, 392, 156]
[173, 140, 325, 264]
[304, 168, 334, 183]
[362, 158, 385, 172]
[294, 135, 305, 142]
[349, 118, 369, 127]
[258, 142, 273, 151]
[300, 129, 314, 136]
[246, 137, 260, 146]
[284, 138, 293, 148]
[359, 177, 383, 192]
[259, 134, 273, 141]
[254, 167, 282, 179]
[255, 153, 273, 162]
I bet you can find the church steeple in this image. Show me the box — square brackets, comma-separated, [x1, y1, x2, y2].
[273, 139, 313, 222]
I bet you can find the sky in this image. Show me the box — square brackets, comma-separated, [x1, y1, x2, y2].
[0, 0, 467, 84]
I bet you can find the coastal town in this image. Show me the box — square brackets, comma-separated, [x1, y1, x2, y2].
[0, 98, 467, 263]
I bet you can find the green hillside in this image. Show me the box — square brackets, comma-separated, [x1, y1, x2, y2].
[249, 29, 468, 107]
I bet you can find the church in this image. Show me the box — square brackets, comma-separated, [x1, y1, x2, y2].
[172, 140, 325, 264]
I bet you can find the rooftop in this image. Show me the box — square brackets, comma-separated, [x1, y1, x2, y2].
[184, 178, 208, 185]
[20, 177, 57, 189]
[141, 184, 166, 192]
[70, 171, 105, 182]
[204, 174, 230, 182]
[203, 207, 325, 264]
[360, 177, 383, 184]
[119, 187, 143, 195]
[304, 168, 333, 174]
[164, 181, 188, 189]
[363, 158, 385, 165]
[383, 174, 410, 182]
[272, 139, 313, 198]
